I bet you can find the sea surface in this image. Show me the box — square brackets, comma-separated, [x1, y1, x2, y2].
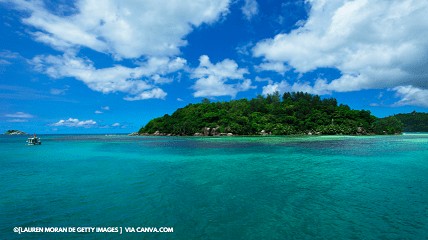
[1, 134, 427, 239]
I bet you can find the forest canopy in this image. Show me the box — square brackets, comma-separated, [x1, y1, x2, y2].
[139, 92, 404, 136]
[393, 111, 428, 132]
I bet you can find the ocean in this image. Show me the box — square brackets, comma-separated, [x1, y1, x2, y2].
[1, 134, 427, 239]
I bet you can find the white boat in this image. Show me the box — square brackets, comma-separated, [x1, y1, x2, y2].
[27, 135, 42, 145]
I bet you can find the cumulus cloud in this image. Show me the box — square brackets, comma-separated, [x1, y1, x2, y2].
[392, 85, 428, 107]
[253, 0, 428, 105]
[6, 0, 230, 100]
[32, 54, 185, 100]
[123, 88, 167, 101]
[191, 55, 254, 98]
[51, 118, 97, 128]
[242, 0, 259, 20]
[94, 110, 103, 114]
[111, 123, 121, 127]
[8, 0, 231, 58]
[262, 79, 330, 96]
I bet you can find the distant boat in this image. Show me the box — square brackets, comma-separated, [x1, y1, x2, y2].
[27, 134, 41, 145]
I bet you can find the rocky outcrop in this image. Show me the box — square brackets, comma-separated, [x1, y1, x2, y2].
[203, 127, 210, 136]
[356, 127, 367, 135]
[201, 126, 221, 136]
[219, 133, 234, 136]
[211, 127, 220, 136]
[260, 130, 271, 136]
[137, 130, 168, 136]
[153, 131, 170, 136]
[139, 127, 234, 137]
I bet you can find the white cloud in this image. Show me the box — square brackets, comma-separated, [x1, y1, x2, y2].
[392, 85, 428, 107]
[101, 106, 110, 111]
[7, 119, 29, 123]
[262, 79, 330, 96]
[241, 0, 259, 20]
[7, 0, 230, 100]
[32, 54, 185, 100]
[95, 110, 103, 114]
[152, 75, 173, 85]
[256, 62, 289, 74]
[5, 111, 33, 122]
[123, 88, 167, 101]
[112, 123, 121, 127]
[255, 76, 272, 83]
[51, 118, 97, 128]
[0, 50, 20, 59]
[0, 50, 20, 64]
[0, 59, 11, 65]
[262, 80, 288, 96]
[191, 55, 254, 98]
[253, 0, 428, 106]
[50, 86, 69, 95]
[5, 112, 34, 118]
[9, 0, 231, 58]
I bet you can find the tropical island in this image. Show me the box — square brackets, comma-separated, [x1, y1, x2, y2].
[139, 92, 406, 136]
[4, 130, 27, 135]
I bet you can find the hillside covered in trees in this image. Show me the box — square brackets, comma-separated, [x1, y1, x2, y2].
[139, 92, 403, 136]
[393, 111, 428, 132]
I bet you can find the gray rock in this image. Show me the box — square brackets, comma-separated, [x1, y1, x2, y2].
[211, 127, 220, 136]
[356, 127, 367, 135]
[260, 130, 268, 136]
[203, 127, 210, 136]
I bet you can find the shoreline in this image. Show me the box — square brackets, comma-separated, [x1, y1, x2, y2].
[130, 132, 402, 137]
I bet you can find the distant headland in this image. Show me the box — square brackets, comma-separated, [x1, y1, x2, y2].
[137, 92, 421, 136]
[4, 130, 27, 135]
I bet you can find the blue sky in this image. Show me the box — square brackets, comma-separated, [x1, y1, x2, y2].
[1, 0, 427, 134]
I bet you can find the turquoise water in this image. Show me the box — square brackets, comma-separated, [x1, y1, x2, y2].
[1, 134, 428, 239]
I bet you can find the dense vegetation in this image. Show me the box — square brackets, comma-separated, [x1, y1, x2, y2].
[393, 111, 428, 132]
[139, 92, 403, 136]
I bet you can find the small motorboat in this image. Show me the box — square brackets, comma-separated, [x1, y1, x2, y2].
[27, 134, 42, 145]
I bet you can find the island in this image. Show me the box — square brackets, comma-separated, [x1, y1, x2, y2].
[139, 92, 404, 136]
[393, 111, 428, 132]
[4, 130, 27, 135]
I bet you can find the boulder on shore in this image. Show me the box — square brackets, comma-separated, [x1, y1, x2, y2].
[211, 127, 220, 136]
[356, 127, 367, 135]
[203, 127, 210, 136]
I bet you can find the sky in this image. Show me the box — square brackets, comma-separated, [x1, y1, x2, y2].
[0, 0, 427, 134]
